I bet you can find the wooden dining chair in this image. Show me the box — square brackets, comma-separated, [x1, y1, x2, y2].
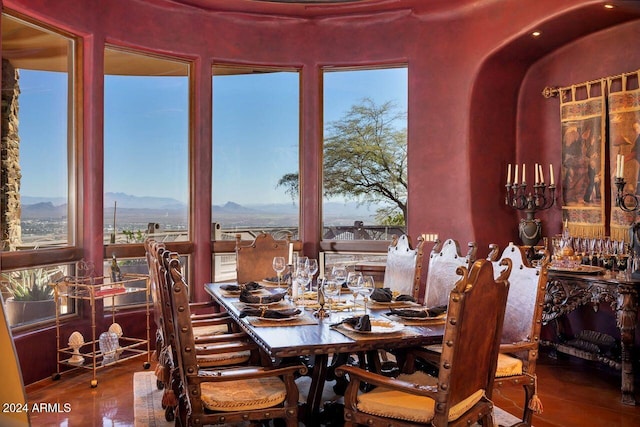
[336, 258, 512, 427]
[423, 238, 477, 307]
[489, 242, 549, 427]
[408, 243, 549, 427]
[145, 240, 257, 421]
[383, 234, 425, 299]
[235, 232, 291, 284]
[166, 254, 305, 427]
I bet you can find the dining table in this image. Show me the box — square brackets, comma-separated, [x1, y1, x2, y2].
[204, 281, 445, 424]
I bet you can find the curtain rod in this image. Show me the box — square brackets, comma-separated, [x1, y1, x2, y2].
[542, 68, 639, 99]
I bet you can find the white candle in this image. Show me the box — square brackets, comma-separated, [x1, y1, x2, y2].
[535, 163, 539, 184]
[522, 163, 526, 184]
[514, 164, 519, 185]
[549, 164, 554, 185]
[288, 243, 294, 265]
[319, 252, 325, 279]
[539, 163, 545, 184]
[507, 163, 511, 185]
[621, 155, 625, 177]
[616, 154, 621, 178]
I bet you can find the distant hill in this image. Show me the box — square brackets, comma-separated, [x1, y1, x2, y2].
[21, 193, 381, 224]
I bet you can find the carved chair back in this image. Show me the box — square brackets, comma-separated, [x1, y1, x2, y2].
[165, 255, 302, 426]
[423, 238, 477, 308]
[235, 232, 291, 284]
[338, 258, 511, 427]
[436, 259, 511, 419]
[383, 234, 425, 298]
[491, 243, 549, 346]
[490, 243, 549, 426]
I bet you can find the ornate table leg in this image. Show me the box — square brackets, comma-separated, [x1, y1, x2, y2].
[617, 284, 638, 405]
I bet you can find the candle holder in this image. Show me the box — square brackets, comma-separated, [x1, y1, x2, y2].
[505, 181, 556, 246]
[614, 177, 640, 212]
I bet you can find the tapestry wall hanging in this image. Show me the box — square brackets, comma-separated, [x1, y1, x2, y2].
[559, 81, 606, 238]
[608, 72, 640, 241]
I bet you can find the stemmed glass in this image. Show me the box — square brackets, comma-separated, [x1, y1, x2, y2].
[346, 271, 363, 310]
[307, 259, 319, 290]
[332, 266, 347, 289]
[358, 275, 375, 313]
[272, 256, 286, 291]
[322, 277, 341, 313]
[295, 264, 312, 300]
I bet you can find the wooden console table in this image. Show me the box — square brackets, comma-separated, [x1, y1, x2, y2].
[543, 270, 638, 405]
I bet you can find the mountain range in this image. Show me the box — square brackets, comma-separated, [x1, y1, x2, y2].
[21, 192, 379, 220]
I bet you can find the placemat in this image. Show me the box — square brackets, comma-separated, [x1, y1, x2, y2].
[219, 288, 271, 298]
[367, 300, 422, 310]
[246, 313, 318, 327]
[330, 324, 421, 341]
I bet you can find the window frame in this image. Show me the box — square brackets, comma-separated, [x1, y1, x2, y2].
[0, 11, 81, 271]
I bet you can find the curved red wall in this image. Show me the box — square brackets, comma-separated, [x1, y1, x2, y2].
[3, 0, 639, 383]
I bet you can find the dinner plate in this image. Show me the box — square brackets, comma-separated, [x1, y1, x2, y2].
[343, 319, 404, 334]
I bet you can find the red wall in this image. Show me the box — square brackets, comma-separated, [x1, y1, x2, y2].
[3, 0, 639, 383]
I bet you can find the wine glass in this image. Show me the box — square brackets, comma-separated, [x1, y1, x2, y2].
[358, 275, 375, 313]
[322, 277, 341, 313]
[346, 271, 363, 310]
[272, 256, 286, 290]
[307, 259, 319, 289]
[296, 264, 312, 297]
[332, 266, 347, 289]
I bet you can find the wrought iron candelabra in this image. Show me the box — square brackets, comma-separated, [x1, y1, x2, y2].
[614, 176, 640, 278]
[505, 181, 556, 246]
[614, 177, 640, 212]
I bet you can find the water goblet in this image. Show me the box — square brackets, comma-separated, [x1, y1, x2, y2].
[322, 277, 341, 313]
[358, 275, 375, 313]
[295, 265, 311, 301]
[272, 256, 286, 290]
[332, 266, 347, 289]
[346, 271, 363, 310]
[307, 258, 319, 289]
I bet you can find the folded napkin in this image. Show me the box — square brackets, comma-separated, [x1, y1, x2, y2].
[331, 314, 372, 332]
[370, 287, 416, 303]
[239, 289, 285, 304]
[239, 307, 301, 319]
[220, 282, 263, 292]
[386, 305, 447, 318]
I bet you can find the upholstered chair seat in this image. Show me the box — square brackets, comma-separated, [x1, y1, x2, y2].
[495, 353, 523, 378]
[355, 371, 485, 424]
[200, 376, 288, 412]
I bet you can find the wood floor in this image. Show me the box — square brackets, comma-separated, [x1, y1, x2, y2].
[25, 349, 640, 426]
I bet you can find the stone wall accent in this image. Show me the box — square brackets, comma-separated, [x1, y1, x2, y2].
[1, 58, 22, 250]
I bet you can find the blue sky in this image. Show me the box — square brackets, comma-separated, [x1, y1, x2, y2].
[19, 67, 408, 206]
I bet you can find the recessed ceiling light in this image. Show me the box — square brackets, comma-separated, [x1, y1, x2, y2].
[532, 31, 542, 37]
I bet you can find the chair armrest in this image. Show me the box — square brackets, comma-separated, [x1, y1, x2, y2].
[191, 317, 236, 327]
[198, 363, 307, 382]
[336, 365, 438, 399]
[195, 340, 258, 355]
[194, 331, 249, 344]
[500, 341, 537, 354]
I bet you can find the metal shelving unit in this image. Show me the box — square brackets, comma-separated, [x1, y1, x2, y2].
[51, 273, 151, 387]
